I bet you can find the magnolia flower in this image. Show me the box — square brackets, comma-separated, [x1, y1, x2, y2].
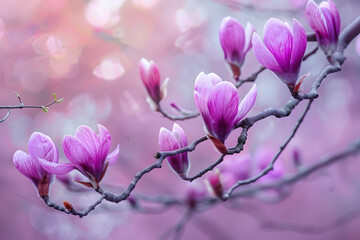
[305, 0, 341, 55]
[13, 132, 59, 197]
[185, 183, 206, 208]
[252, 18, 307, 93]
[158, 123, 190, 178]
[254, 147, 285, 182]
[252, 147, 287, 201]
[219, 17, 255, 80]
[205, 169, 223, 198]
[139, 58, 168, 110]
[215, 154, 251, 190]
[219, 154, 251, 181]
[39, 125, 119, 188]
[194, 72, 257, 145]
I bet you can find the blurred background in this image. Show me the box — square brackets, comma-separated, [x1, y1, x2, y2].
[1, 0, 360, 239]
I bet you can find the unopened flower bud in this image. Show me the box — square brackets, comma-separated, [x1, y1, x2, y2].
[205, 169, 223, 199]
[139, 58, 168, 110]
[219, 17, 255, 80]
[305, 0, 341, 56]
[159, 123, 190, 178]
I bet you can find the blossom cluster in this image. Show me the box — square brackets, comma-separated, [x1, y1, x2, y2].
[205, 148, 285, 199]
[13, 0, 342, 204]
[140, 0, 341, 181]
[14, 125, 119, 196]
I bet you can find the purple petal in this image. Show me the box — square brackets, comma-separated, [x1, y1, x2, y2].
[207, 81, 239, 142]
[63, 135, 94, 174]
[28, 132, 58, 164]
[13, 150, 41, 181]
[305, 0, 329, 43]
[194, 72, 222, 135]
[319, 3, 337, 44]
[244, 22, 256, 55]
[219, 17, 245, 64]
[158, 127, 180, 152]
[263, 18, 293, 72]
[38, 158, 76, 175]
[158, 127, 187, 175]
[328, 0, 341, 37]
[237, 84, 257, 121]
[252, 33, 282, 73]
[194, 72, 222, 95]
[106, 144, 119, 166]
[97, 124, 111, 166]
[139, 58, 161, 102]
[74, 125, 100, 160]
[172, 123, 187, 148]
[166, 156, 190, 177]
[290, 18, 306, 73]
[171, 123, 188, 165]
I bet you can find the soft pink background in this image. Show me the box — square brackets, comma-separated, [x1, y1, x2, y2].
[1, 0, 360, 239]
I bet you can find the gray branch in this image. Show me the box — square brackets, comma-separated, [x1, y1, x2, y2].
[0, 93, 62, 123]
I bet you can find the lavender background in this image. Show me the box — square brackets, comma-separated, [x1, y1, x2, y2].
[1, 0, 360, 239]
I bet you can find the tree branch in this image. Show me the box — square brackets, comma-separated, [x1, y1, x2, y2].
[231, 136, 360, 198]
[158, 209, 193, 240]
[224, 99, 313, 198]
[337, 16, 360, 52]
[42, 194, 106, 218]
[157, 104, 199, 121]
[0, 93, 62, 123]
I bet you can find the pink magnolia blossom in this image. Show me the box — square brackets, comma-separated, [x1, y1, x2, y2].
[139, 58, 168, 110]
[185, 183, 206, 208]
[205, 169, 223, 198]
[252, 18, 307, 93]
[219, 154, 251, 181]
[254, 147, 285, 182]
[219, 17, 255, 80]
[13, 132, 59, 197]
[305, 0, 341, 55]
[194, 72, 257, 144]
[252, 147, 287, 201]
[158, 123, 190, 178]
[39, 125, 119, 188]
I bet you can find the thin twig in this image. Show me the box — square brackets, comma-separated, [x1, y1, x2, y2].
[0, 93, 62, 123]
[232, 136, 360, 198]
[42, 194, 106, 218]
[0, 110, 10, 122]
[158, 209, 193, 240]
[157, 104, 199, 121]
[307, 33, 317, 42]
[303, 45, 318, 61]
[224, 99, 314, 199]
[235, 67, 266, 88]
